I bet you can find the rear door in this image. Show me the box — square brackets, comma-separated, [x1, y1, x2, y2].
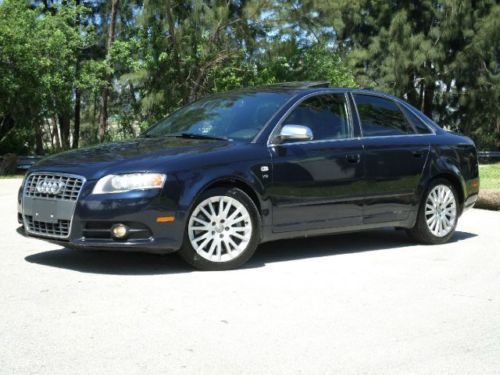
[269, 93, 364, 232]
[351, 93, 431, 224]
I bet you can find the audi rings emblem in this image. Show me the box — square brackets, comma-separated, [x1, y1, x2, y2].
[35, 178, 66, 195]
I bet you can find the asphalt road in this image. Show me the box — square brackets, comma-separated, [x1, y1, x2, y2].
[1, 178, 500, 375]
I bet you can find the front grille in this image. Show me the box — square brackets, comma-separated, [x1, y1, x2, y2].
[24, 215, 70, 238]
[24, 173, 84, 201]
[21, 172, 84, 239]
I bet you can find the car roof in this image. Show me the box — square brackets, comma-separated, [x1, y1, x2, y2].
[232, 82, 393, 97]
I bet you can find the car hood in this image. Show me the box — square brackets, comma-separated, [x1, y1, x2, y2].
[32, 137, 232, 178]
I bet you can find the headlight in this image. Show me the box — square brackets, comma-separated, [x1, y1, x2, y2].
[92, 173, 166, 194]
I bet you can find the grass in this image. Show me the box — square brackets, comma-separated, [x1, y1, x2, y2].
[479, 163, 500, 190]
[0, 174, 25, 179]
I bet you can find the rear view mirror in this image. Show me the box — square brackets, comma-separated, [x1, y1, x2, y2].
[275, 124, 313, 143]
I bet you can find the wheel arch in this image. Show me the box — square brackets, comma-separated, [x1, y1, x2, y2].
[199, 177, 263, 214]
[427, 172, 465, 214]
[182, 175, 264, 222]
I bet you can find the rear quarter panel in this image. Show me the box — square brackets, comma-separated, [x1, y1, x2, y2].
[422, 130, 479, 212]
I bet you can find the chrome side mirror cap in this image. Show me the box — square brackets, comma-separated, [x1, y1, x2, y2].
[275, 124, 313, 143]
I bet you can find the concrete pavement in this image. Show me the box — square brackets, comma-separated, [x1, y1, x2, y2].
[1, 178, 500, 374]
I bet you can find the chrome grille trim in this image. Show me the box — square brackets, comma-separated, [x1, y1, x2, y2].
[22, 172, 86, 239]
[24, 215, 70, 238]
[24, 172, 85, 201]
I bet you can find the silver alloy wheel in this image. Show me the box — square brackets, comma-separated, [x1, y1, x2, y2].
[188, 195, 253, 262]
[425, 184, 457, 237]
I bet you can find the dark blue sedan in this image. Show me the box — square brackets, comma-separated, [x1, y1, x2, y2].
[18, 82, 480, 270]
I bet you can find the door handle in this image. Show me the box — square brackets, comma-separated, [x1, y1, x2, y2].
[346, 153, 361, 163]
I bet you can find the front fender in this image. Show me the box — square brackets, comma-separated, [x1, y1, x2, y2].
[171, 157, 272, 233]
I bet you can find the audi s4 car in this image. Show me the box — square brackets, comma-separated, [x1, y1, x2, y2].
[17, 82, 480, 270]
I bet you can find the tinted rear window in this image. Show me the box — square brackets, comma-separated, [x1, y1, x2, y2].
[400, 105, 432, 134]
[353, 94, 414, 137]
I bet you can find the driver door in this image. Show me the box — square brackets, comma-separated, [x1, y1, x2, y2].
[269, 93, 364, 233]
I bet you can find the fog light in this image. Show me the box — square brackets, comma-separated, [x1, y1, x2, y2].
[111, 224, 129, 239]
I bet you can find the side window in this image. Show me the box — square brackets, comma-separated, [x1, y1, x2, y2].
[401, 106, 433, 134]
[283, 94, 350, 141]
[353, 94, 415, 137]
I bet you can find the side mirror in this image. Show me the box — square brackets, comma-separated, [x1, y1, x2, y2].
[275, 124, 313, 143]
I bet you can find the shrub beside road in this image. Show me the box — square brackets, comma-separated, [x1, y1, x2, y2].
[477, 163, 500, 211]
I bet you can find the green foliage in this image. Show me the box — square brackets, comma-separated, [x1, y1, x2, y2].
[0, 0, 498, 155]
[326, 0, 500, 148]
[0, 0, 89, 153]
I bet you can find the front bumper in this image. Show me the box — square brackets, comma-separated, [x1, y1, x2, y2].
[18, 175, 185, 254]
[16, 225, 180, 254]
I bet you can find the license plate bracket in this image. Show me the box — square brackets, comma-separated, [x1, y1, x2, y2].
[32, 199, 59, 223]
[22, 197, 75, 224]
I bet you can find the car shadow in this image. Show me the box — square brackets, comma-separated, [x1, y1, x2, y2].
[24, 229, 477, 275]
[25, 248, 193, 276]
[246, 229, 477, 268]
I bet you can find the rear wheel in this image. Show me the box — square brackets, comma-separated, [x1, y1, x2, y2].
[178, 187, 260, 270]
[406, 178, 459, 244]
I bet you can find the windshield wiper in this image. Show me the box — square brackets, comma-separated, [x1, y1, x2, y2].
[140, 133, 229, 141]
[178, 133, 229, 141]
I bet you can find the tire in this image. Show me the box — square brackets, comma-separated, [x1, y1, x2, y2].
[406, 178, 459, 244]
[178, 187, 261, 270]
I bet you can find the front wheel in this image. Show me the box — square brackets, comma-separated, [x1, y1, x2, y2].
[178, 187, 260, 270]
[406, 178, 459, 244]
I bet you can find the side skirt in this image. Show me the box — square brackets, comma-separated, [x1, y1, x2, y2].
[260, 218, 415, 244]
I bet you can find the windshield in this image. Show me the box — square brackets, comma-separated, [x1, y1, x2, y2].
[143, 91, 291, 141]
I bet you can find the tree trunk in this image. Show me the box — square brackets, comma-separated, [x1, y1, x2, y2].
[422, 61, 435, 118]
[98, 0, 120, 142]
[406, 72, 418, 106]
[52, 116, 61, 149]
[98, 87, 109, 141]
[35, 122, 44, 155]
[58, 114, 71, 149]
[166, 0, 184, 102]
[73, 0, 81, 149]
[73, 88, 81, 148]
[422, 82, 435, 118]
[46, 118, 55, 150]
[0, 115, 15, 144]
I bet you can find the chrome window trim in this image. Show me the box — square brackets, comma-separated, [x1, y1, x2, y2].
[267, 91, 355, 147]
[269, 136, 362, 148]
[22, 172, 86, 239]
[349, 92, 364, 138]
[349, 133, 436, 140]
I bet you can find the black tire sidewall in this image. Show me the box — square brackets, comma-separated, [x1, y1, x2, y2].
[178, 187, 261, 270]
